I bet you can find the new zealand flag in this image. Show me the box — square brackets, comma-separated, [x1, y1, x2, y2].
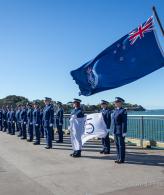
[70, 16, 164, 96]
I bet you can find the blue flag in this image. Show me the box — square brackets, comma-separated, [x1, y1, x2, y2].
[70, 16, 164, 96]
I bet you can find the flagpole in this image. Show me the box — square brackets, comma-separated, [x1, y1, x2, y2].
[152, 6, 164, 36]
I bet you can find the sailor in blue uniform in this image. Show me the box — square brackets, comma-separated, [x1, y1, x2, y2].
[112, 97, 127, 164]
[17, 105, 23, 137]
[100, 100, 112, 154]
[33, 101, 41, 145]
[39, 107, 44, 138]
[15, 104, 21, 132]
[56, 101, 64, 143]
[27, 102, 34, 142]
[69, 99, 85, 158]
[7, 106, 11, 134]
[9, 106, 16, 135]
[2, 106, 8, 132]
[20, 104, 27, 139]
[0, 108, 3, 131]
[43, 97, 54, 149]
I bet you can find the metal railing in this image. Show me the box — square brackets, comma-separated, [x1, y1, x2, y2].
[54, 114, 164, 145]
[127, 115, 164, 146]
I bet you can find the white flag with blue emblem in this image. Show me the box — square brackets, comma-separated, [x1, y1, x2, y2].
[82, 113, 107, 145]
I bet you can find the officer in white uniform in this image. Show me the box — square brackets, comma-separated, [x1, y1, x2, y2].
[69, 99, 85, 158]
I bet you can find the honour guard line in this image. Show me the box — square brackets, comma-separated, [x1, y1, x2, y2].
[0, 97, 127, 164]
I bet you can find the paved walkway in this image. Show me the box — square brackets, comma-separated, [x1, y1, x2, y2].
[0, 132, 164, 195]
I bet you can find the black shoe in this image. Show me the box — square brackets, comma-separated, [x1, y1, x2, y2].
[104, 150, 110, 154]
[27, 139, 33, 142]
[72, 153, 81, 158]
[21, 137, 26, 140]
[100, 150, 105, 154]
[115, 160, 124, 164]
[72, 150, 81, 158]
[118, 160, 124, 164]
[33, 142, 40, 145]
[70, 151, 78, 157]
[70, 152, 76, 156]
[56, 140, 63, 143]
[45, 146, 52, 149]
[17, 134, 21, 137]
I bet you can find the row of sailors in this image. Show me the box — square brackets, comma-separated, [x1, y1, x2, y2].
[0, 97, 64, 149]
[0, 97, 127, 163]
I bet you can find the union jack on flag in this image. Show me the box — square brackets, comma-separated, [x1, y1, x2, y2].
[129, 16, 154, 45]
[71, 15, 164, 96]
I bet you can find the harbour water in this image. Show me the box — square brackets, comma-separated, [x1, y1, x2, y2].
[128, 109, 164, 115]
[127, 110, 164, 143]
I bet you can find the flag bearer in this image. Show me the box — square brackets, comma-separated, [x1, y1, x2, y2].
[99, 100, 112, 154]
[69, 99, 85, 158]
[112, 97, 127, 164]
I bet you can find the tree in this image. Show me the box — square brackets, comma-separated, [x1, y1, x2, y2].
[0, 95, 29, 108]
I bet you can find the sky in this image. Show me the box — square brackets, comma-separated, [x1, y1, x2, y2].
[0, 0, 164, 109]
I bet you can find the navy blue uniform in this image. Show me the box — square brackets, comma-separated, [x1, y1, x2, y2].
[15, 109, 21, 132]
[7, 110, 11, 134]
[56, 108, 64, 142]
[100, 108, 112, 153]
[27, 108, 34, 141]
[33, 108, 41, 144]
[40, 110, 44, 138]
[71, 108, 84, 118]
[20, 108, 27, 139]
[0, 109, 3, 131]
[9, 110, 16, 135]
[43, 104, 54, 148]
[112, 108, 127, 162]
[2, 109, 8, 132]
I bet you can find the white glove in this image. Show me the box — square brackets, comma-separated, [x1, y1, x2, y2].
[30, 122, 33, 125]
[108, 129, 113, 135]
[35, 124, 39, 126]
[69, 115, 76, 122]
[122, 133, 127, 137]
[68, 125, 71, 130]
[13, 121, 15, 123]
[50, 123, 53, 127]
[24, 122, 26, 124]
